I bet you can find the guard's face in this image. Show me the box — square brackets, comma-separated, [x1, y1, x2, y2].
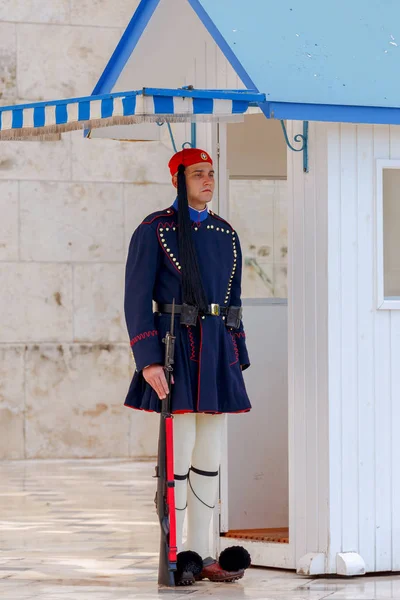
[173, 162, 215, 205]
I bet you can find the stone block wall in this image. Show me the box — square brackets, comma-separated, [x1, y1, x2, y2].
[0, 0, 174, 458]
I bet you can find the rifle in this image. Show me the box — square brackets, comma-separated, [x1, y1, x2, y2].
[155, 299, 177, 586]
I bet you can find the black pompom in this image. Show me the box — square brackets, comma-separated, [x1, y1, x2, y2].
[176, 550, 203, 576]
[219, 546, 251, 572]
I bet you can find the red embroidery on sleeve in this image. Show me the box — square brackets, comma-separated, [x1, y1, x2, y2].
[234, 332, 246, 339]
[130, 330, 158, 347]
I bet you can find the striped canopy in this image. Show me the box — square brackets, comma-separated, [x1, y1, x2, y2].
[0, 88, 264, 141]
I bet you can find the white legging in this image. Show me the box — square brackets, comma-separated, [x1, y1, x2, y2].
[173, 413, 225, 558]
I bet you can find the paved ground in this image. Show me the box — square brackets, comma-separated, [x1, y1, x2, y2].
[1, 458, 400, 599]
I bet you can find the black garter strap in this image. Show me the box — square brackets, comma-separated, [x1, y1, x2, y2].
[190, 466, 219, 478]
[174, 472, 189, 511]
[174, 472, 189, 481]
[188, 465, 219, 510]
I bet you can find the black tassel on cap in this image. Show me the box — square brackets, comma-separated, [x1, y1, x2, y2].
[177, 164, 208, 314]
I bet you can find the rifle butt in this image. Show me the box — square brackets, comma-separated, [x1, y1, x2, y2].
[156, 410, 177, 586]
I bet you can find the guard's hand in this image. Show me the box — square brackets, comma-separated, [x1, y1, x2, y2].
[142, 364, 174, 400]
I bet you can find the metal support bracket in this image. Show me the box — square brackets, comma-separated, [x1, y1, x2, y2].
[158, 85, 197, 152]
[157, 121, 197, 152]
[280, 120, 309, 173]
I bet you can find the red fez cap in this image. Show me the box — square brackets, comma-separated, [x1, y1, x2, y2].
[168, 148, 213, 176]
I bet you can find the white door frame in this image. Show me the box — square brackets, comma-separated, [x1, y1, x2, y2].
[213, 121, 296, 570]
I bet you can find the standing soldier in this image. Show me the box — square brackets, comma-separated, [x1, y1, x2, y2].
[124, 148, 252, 585]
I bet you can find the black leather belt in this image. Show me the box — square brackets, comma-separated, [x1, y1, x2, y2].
[155, 303, 228, 316]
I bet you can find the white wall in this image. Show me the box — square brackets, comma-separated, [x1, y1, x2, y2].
[227, 116, 287, 179]
[0, 0, 175, 459]
[0, 0, 247, 459]
[286, 121, 330, 570]
[227, 303, 288, 530]
[229, 179, 288, 299]
[288, 120, 400, 573]
[326, 122, 400, 573]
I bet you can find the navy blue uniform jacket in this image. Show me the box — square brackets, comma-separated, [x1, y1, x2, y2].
[124, 203, 252, 414]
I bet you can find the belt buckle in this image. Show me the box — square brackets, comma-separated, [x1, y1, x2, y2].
[210, 303, 220, 316]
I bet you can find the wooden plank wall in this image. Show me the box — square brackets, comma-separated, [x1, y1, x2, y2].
[288, 121, 400, 573]
[287, 121, 330, 569]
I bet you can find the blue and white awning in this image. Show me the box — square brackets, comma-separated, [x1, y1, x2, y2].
[0, 88, 265, 141]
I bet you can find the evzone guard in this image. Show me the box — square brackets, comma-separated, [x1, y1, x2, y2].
[124, 148, 252, 586]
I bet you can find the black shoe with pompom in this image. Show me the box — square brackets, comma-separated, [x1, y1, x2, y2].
[219, 546, 251, 572]
[174, 550, 203, 586]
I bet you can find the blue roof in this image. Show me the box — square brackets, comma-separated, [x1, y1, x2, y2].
[91, 0, 400, 124]
[192, 0, 400, 109]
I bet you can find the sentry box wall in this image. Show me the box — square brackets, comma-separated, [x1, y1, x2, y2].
[3, 0, 400, 577]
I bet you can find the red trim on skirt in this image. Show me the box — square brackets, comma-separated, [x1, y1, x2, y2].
[124, 405, 250, 415]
